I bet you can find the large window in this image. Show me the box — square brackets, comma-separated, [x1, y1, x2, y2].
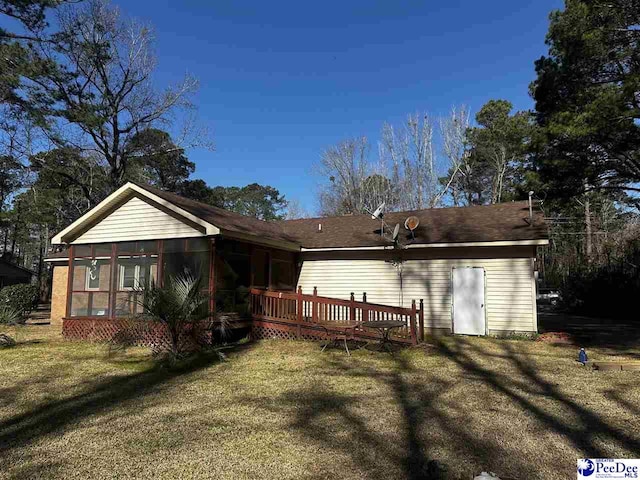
[114, 241, 159, 317]
[66, 238, 302, 319]
[217, 241, 251, 313]
[252, 249, 270, 288]
[67, 241, 162, 318]
[69, 244, 112, 317]
[271, 259, 294, 290]
[162, 238, 210, 287]
[85, 259, 103, 291]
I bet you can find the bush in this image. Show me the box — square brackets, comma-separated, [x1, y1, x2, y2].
[560, 265, 640, 319]
[0, 283, 39, 320]
[0, 305, 23, 325]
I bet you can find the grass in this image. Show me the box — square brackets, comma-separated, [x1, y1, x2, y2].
[1, 326, 640, 479]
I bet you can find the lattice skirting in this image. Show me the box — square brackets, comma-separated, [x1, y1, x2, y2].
[64, 318, 413, 346]
[251, 320, 412, 344]
[62, 318, 213, 348]
[252, 321, 326, 342]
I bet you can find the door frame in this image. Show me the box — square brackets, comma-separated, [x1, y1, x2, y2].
[451, 266, 487, 336]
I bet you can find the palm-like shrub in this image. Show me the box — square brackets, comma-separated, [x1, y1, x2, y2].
[0, 305, 23, 348]
[0, 305, 22, 326]
[135, 273, 215, 361]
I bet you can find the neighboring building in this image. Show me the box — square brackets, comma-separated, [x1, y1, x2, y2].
[45, 182, 548, 338]
[0, 256, 34, 289]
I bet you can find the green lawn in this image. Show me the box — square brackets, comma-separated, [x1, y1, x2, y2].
[1, 326, 640, 479]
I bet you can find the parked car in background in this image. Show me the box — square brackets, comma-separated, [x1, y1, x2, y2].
[537, 288, 561, 306]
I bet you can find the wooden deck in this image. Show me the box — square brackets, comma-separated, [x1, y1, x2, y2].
[249, 288, 425, 345]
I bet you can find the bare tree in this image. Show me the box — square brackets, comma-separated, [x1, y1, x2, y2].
[438, 106, 471, 206]
[33, 0, 212, 191]
[316, 137, 396, 215]
[380, 112, 467, 210]
[284, 199, 311, 220]
[316, 107, 477, 215]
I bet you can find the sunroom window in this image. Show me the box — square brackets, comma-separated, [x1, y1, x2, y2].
[85, 260, 102, 291]
[118, 263, 141, 290]
[115, 255, 158, 317]
[70, 254, 112, 317]
[67, 239, 211, 319]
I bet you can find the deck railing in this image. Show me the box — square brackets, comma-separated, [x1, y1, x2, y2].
[249, 287, 424, 344]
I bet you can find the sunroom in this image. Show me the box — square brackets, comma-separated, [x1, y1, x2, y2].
[46, 182, 299, 338]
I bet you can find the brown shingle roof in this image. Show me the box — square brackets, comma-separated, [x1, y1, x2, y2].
[278, 201, 547, 249]
[47, 182, 547, 255]
[139, 184, 300, 245]
[44, 249, 69, 260]
[140, 184, 547, 249]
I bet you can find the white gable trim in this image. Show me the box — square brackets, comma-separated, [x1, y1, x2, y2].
[51, 183, 220, 245]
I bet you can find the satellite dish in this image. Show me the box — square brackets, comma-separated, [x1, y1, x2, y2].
[371, 202, 385, 220]
[404, 216, 420, 231]
[392, 223, 400, 241]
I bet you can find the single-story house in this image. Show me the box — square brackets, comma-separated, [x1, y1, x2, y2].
[45, 182, 548, 340]
[0, 256, 35, 289]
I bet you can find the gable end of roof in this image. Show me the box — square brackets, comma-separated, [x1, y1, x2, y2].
[51, 183, 220, 244]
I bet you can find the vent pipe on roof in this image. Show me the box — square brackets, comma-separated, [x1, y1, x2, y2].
[528, 191, 534, 226]
[317, 223, 322, 233]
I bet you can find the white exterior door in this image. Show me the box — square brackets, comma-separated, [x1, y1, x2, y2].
[452, 267, 486, 335]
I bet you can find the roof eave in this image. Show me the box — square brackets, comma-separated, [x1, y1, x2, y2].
[220, 230, 301, 252]
[300, 239, 549, 252]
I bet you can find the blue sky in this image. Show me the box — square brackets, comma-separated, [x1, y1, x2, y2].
[118, 0, 563, 213]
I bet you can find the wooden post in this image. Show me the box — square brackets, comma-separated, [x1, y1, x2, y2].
[410, 299, 417, 345]
[419, 299, 425, 343]
[249, 243, 255, 288]
[312, 286, 318, 323]
[108, 243, 117, 319]
[362, 292, 369, 323]
[349, 292, 355, 322]
[209, 238, 216, 320]
[296, 286, 303, 338]
[157, 240, 164, 288]
[65, 245, 75, 319]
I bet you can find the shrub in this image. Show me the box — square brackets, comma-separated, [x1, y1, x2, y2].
[559, 265, 640, 319]
[0, 305, 23, 325]
[133, 273, 221, 361]
[0, 283, 39, 320]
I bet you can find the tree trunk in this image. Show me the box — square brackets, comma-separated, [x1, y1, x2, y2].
[10, 210, 20, 256]
[584, 194, 593, 264]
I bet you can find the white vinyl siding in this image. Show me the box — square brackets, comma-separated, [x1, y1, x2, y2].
[72, 196, 204, 244]
[297, 252, 537, 333]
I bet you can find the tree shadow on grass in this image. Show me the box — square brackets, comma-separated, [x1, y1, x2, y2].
[435, 338, 640, 458]
[243, 350, 536, 479]
[0, 342, 256, 463]
[242, 337, 640, 479]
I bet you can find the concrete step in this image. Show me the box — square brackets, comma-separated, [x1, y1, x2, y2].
[26, 303, 51, 325]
